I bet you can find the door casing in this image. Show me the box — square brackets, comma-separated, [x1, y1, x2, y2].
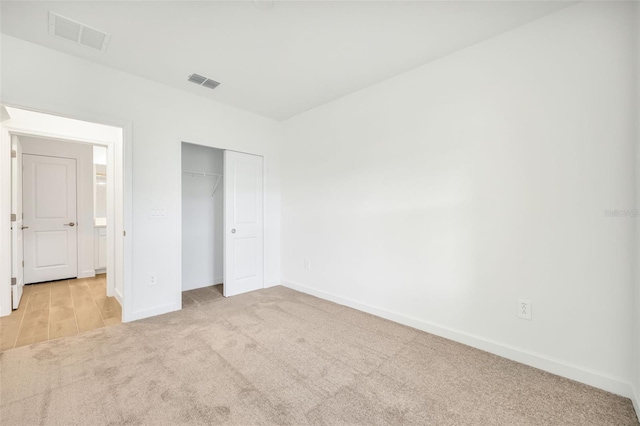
[0, 103, 131, 321]
[11, 135, 23, 308]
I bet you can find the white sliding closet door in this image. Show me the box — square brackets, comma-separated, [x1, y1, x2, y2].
[223, 150, 263, 297]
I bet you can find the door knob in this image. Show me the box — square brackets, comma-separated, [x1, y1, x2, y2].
[231, 228, 236, 234]
[64, 222, 75, 227]
[21, 225, 28, 230]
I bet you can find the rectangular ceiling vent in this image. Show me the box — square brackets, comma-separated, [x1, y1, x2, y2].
[188, 74, 220, 90]
[48, 12, 111, 52]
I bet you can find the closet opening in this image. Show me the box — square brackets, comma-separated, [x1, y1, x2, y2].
[181, 142, 224, 306]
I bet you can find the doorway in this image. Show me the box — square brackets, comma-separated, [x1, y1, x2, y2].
[181, 143, 224, 304]
[0, 106, 130, 349]
[2, 133, 122, 350]
[180, 142, 265, 307]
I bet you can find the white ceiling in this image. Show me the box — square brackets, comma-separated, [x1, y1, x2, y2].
[1, 1, 573, 120]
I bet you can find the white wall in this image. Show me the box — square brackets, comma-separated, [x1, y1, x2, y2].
[0, 35, 282, 321]
[19, 136, 95, 279]
[282, 1, 637, 398]
[181, 143, 223, 291]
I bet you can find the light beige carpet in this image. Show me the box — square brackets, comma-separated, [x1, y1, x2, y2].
[0, 286, 637, 425]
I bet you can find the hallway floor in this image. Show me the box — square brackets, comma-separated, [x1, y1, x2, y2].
[0, 275, 121, 351]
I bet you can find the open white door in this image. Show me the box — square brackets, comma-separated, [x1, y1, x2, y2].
[11, 136, 23, 308]
[23, 154, 78, 284]
[223, 150, 264, 297]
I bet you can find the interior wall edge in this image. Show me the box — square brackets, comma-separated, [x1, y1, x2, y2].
[281, 280, 634, 400]
[632, 383, 640, 421]
[634, 0, 640, 417]
[129, 302, 180, 322]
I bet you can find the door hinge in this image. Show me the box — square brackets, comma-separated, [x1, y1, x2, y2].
[123, 230, 126, 237]
[22, 260, 24, 267]
[11, 150, 16, 158]
[10, 213, 16, 222]
[11, 277, 16, 286]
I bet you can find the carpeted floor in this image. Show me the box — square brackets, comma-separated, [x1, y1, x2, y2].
[0, 286, 637, 425]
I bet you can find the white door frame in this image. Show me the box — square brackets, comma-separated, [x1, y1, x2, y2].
[0, 102, 133, 322]
[10, 135, 23, 308]
[177, 138, 267, 307]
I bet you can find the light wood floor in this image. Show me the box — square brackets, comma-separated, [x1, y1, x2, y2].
[0, 275, 122, 351]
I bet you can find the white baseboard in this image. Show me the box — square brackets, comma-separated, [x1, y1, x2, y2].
[264, 280, 280, 288]
[78, 270, 96, 279]
[114, 287, 123, 305]
[281, 280, 634, 400]
[182, 280, 223, 292]
[128, 302, 179, 322]
[632, 384, 640, 421]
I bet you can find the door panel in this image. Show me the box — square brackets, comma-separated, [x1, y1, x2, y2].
[11, 136, 23, 309]
[224, 151, 263, 297]
[23, 154, 78, 284]
[234, 162, 258, 224]
[233, 237, 258, 280]
[35, 231, 71, 267]
[35, 163, 70, 217]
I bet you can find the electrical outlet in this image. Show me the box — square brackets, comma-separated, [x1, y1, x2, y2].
[149, 273, 158, 286]
[304, 258, 311, 270]
[518, 299, 532, 320]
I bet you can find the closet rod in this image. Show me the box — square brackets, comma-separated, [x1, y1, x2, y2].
[182, 170, 220, 178]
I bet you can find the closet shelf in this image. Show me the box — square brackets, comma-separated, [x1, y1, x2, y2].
[182, 170, 220, 178]
[182, 170, 222, 195]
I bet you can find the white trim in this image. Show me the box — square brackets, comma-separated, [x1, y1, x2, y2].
[78, 270, 96, 279]
[114, 287, 123, 306]
[282, 280, 635, 399]
[182, 281, 223, 292]
[130, 302, 180, 322]
[0, 128, 12, 316]
[177, 142, 183, 310]
[632, 384, 640, 422]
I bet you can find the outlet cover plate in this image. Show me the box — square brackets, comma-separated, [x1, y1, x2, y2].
[518, 299, 532, 320]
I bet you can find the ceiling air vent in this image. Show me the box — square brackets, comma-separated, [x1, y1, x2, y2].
[49, 12, 111, 52]
[188, 74, 221, 90]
